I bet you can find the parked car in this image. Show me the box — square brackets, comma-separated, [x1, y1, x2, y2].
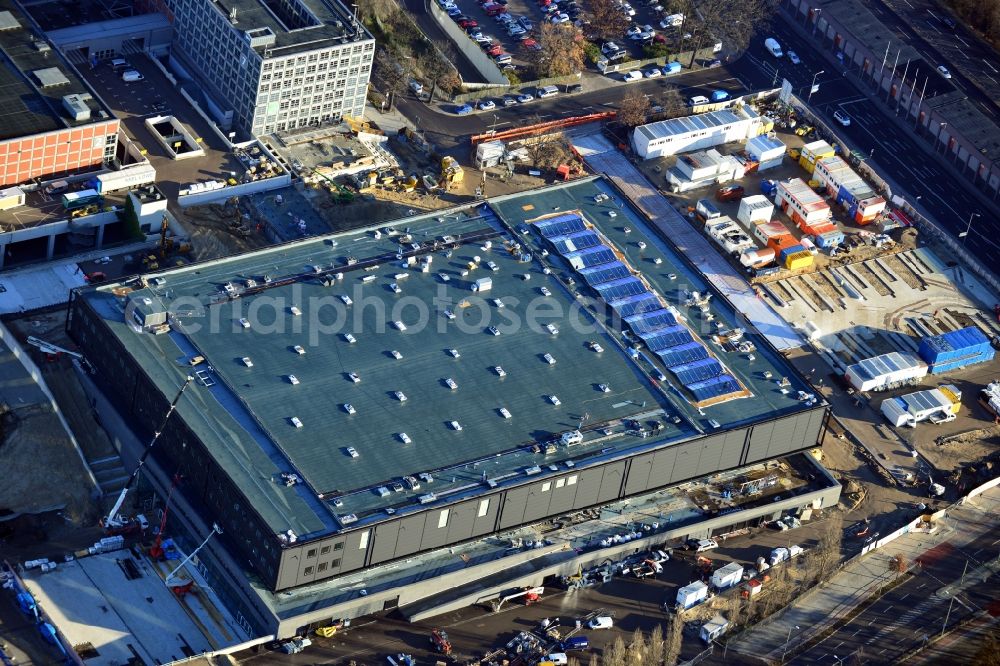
[549, 12, 569, 22]
[937, 64, 952, 78]
[643, 67, 662, 78]
[409, 79, 423, 94]
[602, 41, 621, 55]
[716, 184, 744, 201]
[503, 96, 518, 106]
[458, 17, 478, 28]
[787, 50, 800, 65]
[588, 616, 614, 630]
[455, 104, 474, 115]
[833, 109, 851, 126]
[522, 37, 542, 51]
[478, 99, 496, 110]
[688, 95, 709, 105]
[487, 44, 504, 56]
[623, 70, 643, 82]
[710, 89, 730, 101]
[516, 92, 534, 103]
[495, 53, 513, 65]
[705, 58, 722, 68]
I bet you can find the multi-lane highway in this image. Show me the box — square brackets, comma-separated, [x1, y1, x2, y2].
[728, 15, 1000, 270]
[788, 527, 1000, 664]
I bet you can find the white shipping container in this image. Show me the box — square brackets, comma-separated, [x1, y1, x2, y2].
[676, 580, 709, 608]
[846, 352, 928, 392]
[0, 186, 26, 211]
[710, 562, 744, 589]
[95, 163, 156, 193]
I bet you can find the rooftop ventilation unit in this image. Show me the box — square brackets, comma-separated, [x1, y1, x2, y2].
[62, 93, 92, 121]
[245, 26, 276, 47]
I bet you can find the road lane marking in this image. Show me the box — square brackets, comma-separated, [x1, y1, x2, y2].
[926, 20, 940, 34]
[957, 36, 969, 47]
[986, 74, 997, 83]
[986, 60, 999, 73]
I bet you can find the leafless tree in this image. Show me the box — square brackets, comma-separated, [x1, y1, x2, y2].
[626, 627, 646, 666]
[647, 624, 665, 665]
[811, 514, 845, 583]
[587, 653, 600, 666]
[664, 616, 684, 665]
[374, 49, 409, 109]
[587, 0, 631, 41]
[617, 88, 651, 127]
[604, 635, 628, 666]
[890, 553, 908, 573]
[538, 23, 586, 77]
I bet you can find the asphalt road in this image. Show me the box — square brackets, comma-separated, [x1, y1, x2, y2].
[396, 65, 748, 144]
[788, 526, 1000, 665]
[728, 17, 1000, 270]
[862, 0, 1000, 121]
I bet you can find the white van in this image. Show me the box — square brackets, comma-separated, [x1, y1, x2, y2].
[537, 85, 559, 98]
[122, 69, 144, 82]
[764, 37, 783, 58]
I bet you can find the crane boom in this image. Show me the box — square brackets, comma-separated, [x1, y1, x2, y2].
[103, 376, 194, 531]
[26, 336, 83, 359]
[165, 523, 222, 587]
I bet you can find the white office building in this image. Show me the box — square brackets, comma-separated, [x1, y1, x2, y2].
[162, 0, 375, 136]
[633, 106, 763, 160]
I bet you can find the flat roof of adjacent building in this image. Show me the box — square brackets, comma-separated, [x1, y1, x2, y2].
[212, 0, 373, 57]
[0, 0, 114, 141]
[925, 93, 1000, 162]
[77, 178, 819, 540]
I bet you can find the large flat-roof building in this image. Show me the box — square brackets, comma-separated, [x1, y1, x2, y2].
[68, 178, 837, 636]
[0, 0, 119, 187]
[157, 0, 374, 136]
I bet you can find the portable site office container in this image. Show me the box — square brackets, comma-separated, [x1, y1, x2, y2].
[0, 186, 25, 211]
[753, 220, 790, 245]
[918, 326, 995, 374]
[813, 156, 886, 224]
[676, 581, 708, 609]
[745, 134, 786, 171]
[815, 230, 844, 248]
[737, 195, 773, 227]
[776, 178, 831, 229]
[880, 388, 953, 426]
[798, 140, 835, 174]
[783, 250, 813, 270]
[710, 562, 744, 589]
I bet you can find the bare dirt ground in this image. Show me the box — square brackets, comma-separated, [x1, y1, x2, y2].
[175, 201, 273, 262]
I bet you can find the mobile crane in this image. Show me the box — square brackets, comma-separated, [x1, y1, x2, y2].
[101, 376, 193, 534]
[149, 474, 182, 560]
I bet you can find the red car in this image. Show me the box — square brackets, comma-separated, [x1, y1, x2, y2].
[522, 38, 542, 51]
[484, 4, 506, 15]
[458, 18, 478, 28]
[487, 44, 504, 56]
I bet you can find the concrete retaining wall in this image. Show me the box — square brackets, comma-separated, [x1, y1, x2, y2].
[427, 1, 508, 86]
[176, 174, 291, 208]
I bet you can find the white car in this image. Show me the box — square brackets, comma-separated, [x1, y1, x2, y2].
[394, 391, 408, 402]
[390, 349, 403, 359]
[478, 99, 496, 111]
[340, 294, 353, 305]
[833, 109, 851, 126]
[937, 64, 951, 78]
[539, 286, 551, 296]
[348, 372, 361, 383]
[488, 325, 501, 335]
[548, 395, 561, 405]
[589, 341, 604, 353]
[620, 2, 635, 16]
[346, 447, 359, 457]
[626, 25, 644, 38]
[787, 50, 800, 65]
[398, 432, 411, 444]
[494, 366, 507, 377]
[643, 68, 662, 78]
[343, 403, 356, 414]
[602, 41, 621, 55]
[588, 616, 614, 630]
[623, 70, 643, 82]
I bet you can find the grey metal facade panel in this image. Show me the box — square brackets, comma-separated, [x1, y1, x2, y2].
[571, 468, 604, 508]
[597, 462, 626, 503]
[471, 496, 499, 537]
[522, 484, 550, 523]
[420, 509, 452, 550]
[498, 486, 530, 529]
[671, 447, 699, 480]
[719, 430, 746, 469]
[371, 521, 400, 565]
[341, 529, 369, 570]
[447, 500, 476, 543]
[623, 453, 654, 495]
[650, 447, 678, 486]
[275, 546, 303, 590]
[768, 417, 798, 458]
[394, 514, 426, 558]
[696, 436, 725, 477]
[746, 420, 774, 461]
[547, 477, 578, 514]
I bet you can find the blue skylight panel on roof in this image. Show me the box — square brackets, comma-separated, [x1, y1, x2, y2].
[565, 245, 617, 269]
[549, 230, 601, 255]
[610, 292, 661, 318]
[687, 374, 741, 402]
[672, 357, 724, 385]
[579, 261, 631, 286]
[656, 341, 708, 367]
[625, 310, 677, 335]
[639, 325, 693, 351]
[594, 277, 647, 301]
[534, 214, 587, 238]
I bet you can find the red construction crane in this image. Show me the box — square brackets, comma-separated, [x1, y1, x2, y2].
[149, 474, 182, 560]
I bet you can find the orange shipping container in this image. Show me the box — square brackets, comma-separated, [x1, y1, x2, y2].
[767, 234, 797, 252]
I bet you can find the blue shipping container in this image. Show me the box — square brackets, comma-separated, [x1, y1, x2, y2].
[918, 326, 994, 373]
[779, 244, 806, 263]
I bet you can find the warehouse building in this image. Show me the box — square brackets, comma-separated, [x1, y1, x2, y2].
[633, 106, 763, 159]
[68, 178, 836, 636]
[159, 0, 375, 136]
[0, 0, 119, 187]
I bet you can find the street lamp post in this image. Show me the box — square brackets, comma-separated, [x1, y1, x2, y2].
[959, 212, 980, 245]
[781, 625, 801, 662]
[807, 70, 825, 104]
[935, 121, 948, 153]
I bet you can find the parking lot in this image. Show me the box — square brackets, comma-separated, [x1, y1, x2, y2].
[438, 0, 549, 73]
